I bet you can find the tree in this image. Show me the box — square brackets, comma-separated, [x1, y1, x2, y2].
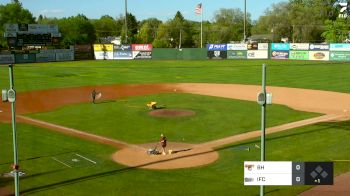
[252, 2, 292, 42]
[0, 1, 35, 47]
[209, 8, 251, 43]
[167, 11, 193, 48]
[322, 18, 349, 42]
[136, 18, 162, 44]
[57, 14, 96, 48]
[120, 13, 138, 44]
[92, 15, 119, 41]
[152, 23, 171, 48]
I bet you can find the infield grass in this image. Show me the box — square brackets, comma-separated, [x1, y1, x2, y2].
[27, 93, 319, 143]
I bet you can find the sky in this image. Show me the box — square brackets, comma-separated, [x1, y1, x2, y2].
[0, 0, 286, 22]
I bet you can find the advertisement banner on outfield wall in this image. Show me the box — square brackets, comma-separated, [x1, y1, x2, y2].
[309, 51, 329, 61]
[271, 50, 289, 59]
[131, 44, 152, 51]
[36, 53, 56, 62]
[247, 50, 268, 59]
[258, 43, 269, 50]
[207, 44, 227, 51]
[93, 44, 113, 52]
[227, 43, 247, 50]
[247, 43, 258, 50]
[329, 44, 350, 51]
[132, 51, 152, 59]
[330, 51, 350, 61]
[289, 43, 309, 50]
[271, 43, 290, 51]
[0, 54, 15, 64]
[207, 51, 227, 59]
[113, 51, 133, 59]
[114, 45, 132, 51]
[56, 52, 74, 61]
[94, 51, 113, 60]
[227, 50, 247, 59]
[309, 44, 329, 51]
[289, 51, 309, 60]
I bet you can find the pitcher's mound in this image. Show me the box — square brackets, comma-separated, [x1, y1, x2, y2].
[149, 109, 195, 118]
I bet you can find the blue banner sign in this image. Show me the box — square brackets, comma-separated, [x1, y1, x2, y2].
[309, 44, 329, 51]
[329, 44, 350, 51]
[114, 45, 132, 51]
[207, 44, 227, 51]
[271, 43, 290, 51]
[114, 51, 133, 59]
[271, 50, 289, 59]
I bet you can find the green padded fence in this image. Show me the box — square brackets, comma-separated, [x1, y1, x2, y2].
[152, 48, 206, 60]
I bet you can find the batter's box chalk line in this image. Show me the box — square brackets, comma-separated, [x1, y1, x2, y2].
[51, 152, 98, 168]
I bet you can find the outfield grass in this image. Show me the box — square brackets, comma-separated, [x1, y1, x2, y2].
[27, 93, 319, 143]
[1, 120, 349, 196]
[0, 60, 350, 93]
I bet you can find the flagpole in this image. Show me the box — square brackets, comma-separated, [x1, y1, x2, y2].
[200, 7, 203, 48]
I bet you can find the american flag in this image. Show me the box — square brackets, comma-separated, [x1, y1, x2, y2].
[195, 3, 202, 15]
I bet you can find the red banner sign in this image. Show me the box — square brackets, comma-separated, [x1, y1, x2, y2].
[132, 44, 153, 51]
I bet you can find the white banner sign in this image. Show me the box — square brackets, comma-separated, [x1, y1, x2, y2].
[247, 50, 268, 59]
[290, 43, 309, 50]
[227, 43, 247, 50]
[258, 43, 269, 50]
[94, 51, 113, 60]
[309, 51, 329, 61]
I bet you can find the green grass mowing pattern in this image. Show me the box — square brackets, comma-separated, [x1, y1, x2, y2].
[27, 93, 319, 144]
[1, 121, 350, 195]
[1, 60, 350, 92]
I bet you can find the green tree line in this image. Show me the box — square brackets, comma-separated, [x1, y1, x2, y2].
[0, 0, 349, 49]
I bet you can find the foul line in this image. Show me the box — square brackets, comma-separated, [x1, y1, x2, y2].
[75, 153, 97, 164]
[51, 157, 72, 168]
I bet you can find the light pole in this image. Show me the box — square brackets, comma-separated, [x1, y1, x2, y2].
[244, 0, 247, 42]
[243, 0, 247, 42]
[261, 64, 266, 196]
[2, 64, 19, 196]
[124, 0, 128, 44]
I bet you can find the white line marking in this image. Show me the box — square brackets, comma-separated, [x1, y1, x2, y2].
[75, 153, 97, 164]
[333, 160, 350, 162]
[52, 157, 72, 168]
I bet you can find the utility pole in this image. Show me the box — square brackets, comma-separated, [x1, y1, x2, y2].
[244, 0, 247, 41]
[124, 0, 128, 44]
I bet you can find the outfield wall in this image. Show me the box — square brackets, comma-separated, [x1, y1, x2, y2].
[204, 43, 350, 61]
[3, 43, 350, 64]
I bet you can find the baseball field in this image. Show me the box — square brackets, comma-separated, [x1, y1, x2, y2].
[0, 59, 350, 195]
